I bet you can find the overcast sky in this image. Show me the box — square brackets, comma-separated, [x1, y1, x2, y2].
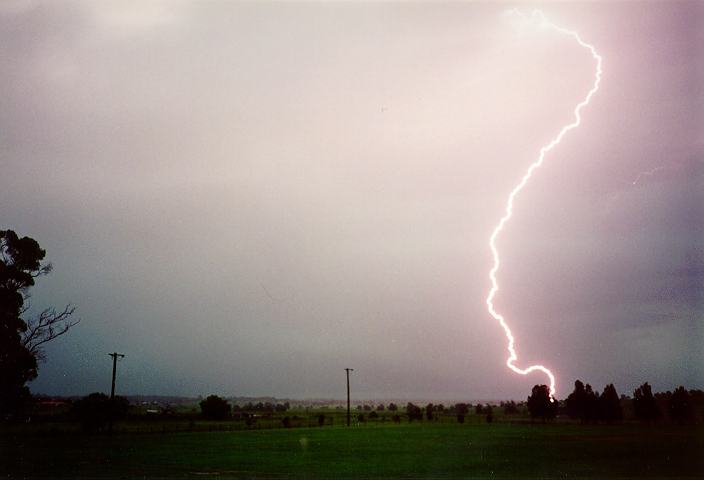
[1, 1, 701, 401]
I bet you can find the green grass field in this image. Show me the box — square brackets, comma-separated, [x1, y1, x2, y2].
[2, 422, 702, 479]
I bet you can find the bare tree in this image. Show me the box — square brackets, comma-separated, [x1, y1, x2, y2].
[22, 305, 78, 361]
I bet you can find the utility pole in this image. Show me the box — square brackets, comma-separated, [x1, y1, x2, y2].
[345, 368, 353, 427]
[108, 352, 125, 433]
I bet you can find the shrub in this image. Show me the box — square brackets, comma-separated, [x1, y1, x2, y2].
[71, 392, 129, 432]
[199, 395, 231, 420]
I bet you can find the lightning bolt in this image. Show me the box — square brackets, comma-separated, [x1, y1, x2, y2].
[630, 166, 665, 185]
[486, 10, 603, 399]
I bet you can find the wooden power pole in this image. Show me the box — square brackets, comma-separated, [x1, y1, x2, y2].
[108, 352, 125, 433]
[345, 368, 353, 427]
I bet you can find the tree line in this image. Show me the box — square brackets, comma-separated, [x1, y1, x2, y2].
[526, 381, 700, 425]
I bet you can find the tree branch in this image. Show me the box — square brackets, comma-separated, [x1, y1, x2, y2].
[22, 304, 79, 361]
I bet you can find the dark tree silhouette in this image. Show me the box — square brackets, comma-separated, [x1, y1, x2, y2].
[406, 403, 423, 422]
[669, 386, 693, 424]
[583, 384, 600, 423]
[485, 404, 494, 423]
[633, 382, 661, 422]
[565, 380, 601, 423]
[199, 395, 232, 420]
[527, 385, 557, 421]
[425, 403, 434, 421]
[0, 230, 77, 418]
[566, 380, 587, 420]
[376, 403, 385, 411]
[598, 384, 623, 423]
[501, 400, 519, 414]
[387, 402, 398, 411]
[455, 403, 469, 416]
[71, 392, 129, 432]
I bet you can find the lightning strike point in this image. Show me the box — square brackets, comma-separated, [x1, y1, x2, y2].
[486, 10, 603, 400]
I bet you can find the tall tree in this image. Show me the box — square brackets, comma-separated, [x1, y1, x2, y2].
[669, 386, 693, 425]
[0, 230, 77, 418]
[583, 383, 600, 423]
[598, 384, 623, 423]
[566, 380, 587, 421]
[633, 382, 661, 423]
[527, 384, 558, 421]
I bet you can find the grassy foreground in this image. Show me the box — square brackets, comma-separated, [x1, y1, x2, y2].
[2, 422, 702, 479]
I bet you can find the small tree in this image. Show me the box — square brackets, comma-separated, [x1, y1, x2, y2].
[199, 395, 231, 420]
[388, 402, 398, 411]
[425, 403, 434, 421]
[406, 403, 422, 422]
[485, 404, 494, 423]
[502, 401, 518, 415]
[527, 385, 557, 421]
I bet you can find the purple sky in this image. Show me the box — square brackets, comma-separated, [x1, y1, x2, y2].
[1, 1, 701, 401]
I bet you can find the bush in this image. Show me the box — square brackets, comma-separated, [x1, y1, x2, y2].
[71, 392, 129, 432]
[199, 395, 231, 420]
